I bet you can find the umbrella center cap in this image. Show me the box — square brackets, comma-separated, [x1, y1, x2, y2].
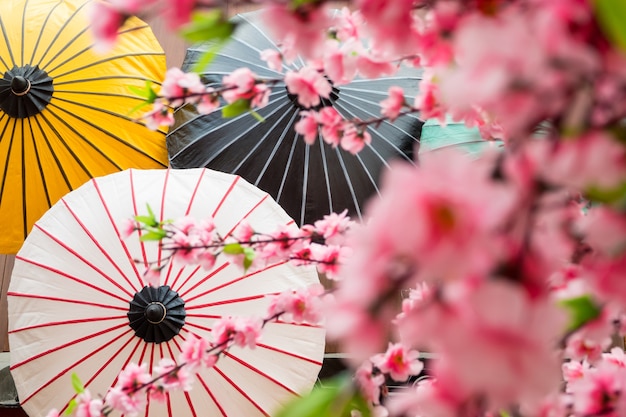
[146, 302, 167, 324]
[11, 76, 31, 96]
[128, 285, 186, 344]
[0, 65, 54, 118]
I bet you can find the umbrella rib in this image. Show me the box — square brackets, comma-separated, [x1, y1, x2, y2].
[130, 169, 151, 276]
[48, 51, 166, 80]
[28, 0, 63, 64]
[0, 13, 16, 68]
[59, 335, 142, 415]
[256, 342, 323, 366]
[45, 102, 167, 167]
[251, 107, 300, 184]
[26, 117, 54, 210]
[231, 104, 296, 175]
[176, 263, 225, 299]
[10, 322, 129, 370]
[53, 74, 163, 87]
[31, 114, 74, 198]
[222, 350, 299, 395]
[0, 117, 16, 206]
[335, 148, 363, 220]
[185, 293, 267, 310]
[91, 175, 145, 290]
[274, 129, 300, 206]
[222, 194, 270, 239]
[7, 291, 128, 311]
[196, 374, 229, 417]
[300, 142, 311, 225]
[19, 118, 28, 239]
[156, 169, 172, 268]
[36, 111, 95, 177]
[18, 327, 135, 408]
[8, 315, 125, 334]
[60, 197, 141, 297]
[317, 134, 335, 218]
[183, 262, 286, 304]
[211, 175, 240, 218]
[212, 366, 271, 416]
[17, 248, 132, 303]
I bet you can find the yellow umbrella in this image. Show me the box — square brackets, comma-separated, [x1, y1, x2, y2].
[0, 0, 168, 254]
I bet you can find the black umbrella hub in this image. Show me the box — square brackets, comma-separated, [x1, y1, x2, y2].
[0, 65, 54, 118]
[128, 285, 186, 343]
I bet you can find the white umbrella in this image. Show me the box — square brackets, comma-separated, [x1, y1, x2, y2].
[7, 168, 325, 417]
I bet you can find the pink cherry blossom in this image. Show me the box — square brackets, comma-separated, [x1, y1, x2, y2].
[105, 363, 151, 416]
[260, 49, 283, 72]
[317, 107, 345, 147]
[340, 125, 371, 154]
[380, 86, 406, 121]
[211, 316, 252, 348]
[151, 357, 193, 400]
[75, 390, 104, 417]
[354, 361, 386, 405]
[221, 67, 267, 107]
[120, 218, 138, 239]
[313, 209, 354, 245]
[160, 67, 207, 108]
[294, 110, 319, 145]
[143, 266, 162, 287]
[262, 3, 334, 62]
[284, 66, 332, 109]
[178, 334, 216, 372]
[266, 284, 325, 324]
[89, 2, 125, 52]
[569, 361, 626, 417]
[143, 101, 174, 130]
[372, 343, 423, 382]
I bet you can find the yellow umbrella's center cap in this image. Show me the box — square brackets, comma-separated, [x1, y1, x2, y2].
[0, 64, 54, 118]
[11, 76, 31, 96]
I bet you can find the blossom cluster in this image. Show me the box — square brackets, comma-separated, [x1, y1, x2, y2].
[80, 1, 626, 417]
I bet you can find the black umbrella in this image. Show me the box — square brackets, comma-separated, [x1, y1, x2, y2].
[166, 10, 423, 226]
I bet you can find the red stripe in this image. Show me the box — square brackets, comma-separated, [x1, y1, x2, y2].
[177, 262, 227, 300]
[213, 366, 270, 416]
[185, 294, 266, 310]
[11, 322, 130, 370]
[257, 343, 323, 366]
[186, 169, 207, 216]
[92, 176, 144, 290]
[7, 292, 127, 311]
[223, 351, 298, 395]
[183, 321, 215, 334]
[157, 169, 172, 269]
[197, 373, 228, 417]
[61, 198, 137, 298]
[183, 261, 285, 304]
[212, 176, 240, 218]
[130, 169, 150, 274]
[8, 316, 125, 334]
[163, 342, 178, 417]
[222, 194, 269, 239]
[16, 253, 129, 304]
[58, 335, 141, 415]
[162, 258, 176, 287]
[167, 265, 186, 291]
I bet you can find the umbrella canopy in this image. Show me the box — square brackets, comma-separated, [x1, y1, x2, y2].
[7, 168, 325, 417]
[166, 10, 423, 226]
[0, 0, 169, 254]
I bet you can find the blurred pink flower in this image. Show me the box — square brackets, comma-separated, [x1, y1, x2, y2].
[372, 343, 423, 382]
[285, 66, 332, 108]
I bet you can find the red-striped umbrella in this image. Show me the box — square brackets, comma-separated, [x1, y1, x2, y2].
[7, 168, 325, 417]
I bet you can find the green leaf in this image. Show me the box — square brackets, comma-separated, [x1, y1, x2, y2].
[222, 99, 251, 118]
[129, 81, 158, 102]
[559, 295, 602, 332]
[275, 374, 370, 417]
[71, 373, 84, 394]
[585, 182, 626, 207]
[593, 0, 626, 52]
[139, 230, 168, 241]
[180, 10, 236, 43]
[223, 243, 245, 255]
[192, 43, 225, 73]
[134, 215, 157, 226]
[65, 399, 77, 415]
[250, 110, 265, 122]
[243, 247, 256, 271]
